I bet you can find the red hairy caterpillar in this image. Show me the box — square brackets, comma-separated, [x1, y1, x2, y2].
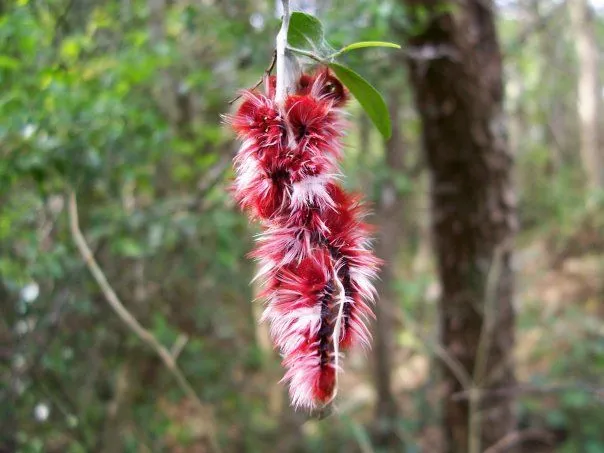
[227, 69, 380, 410]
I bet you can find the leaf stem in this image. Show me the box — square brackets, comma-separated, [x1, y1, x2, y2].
[286, 45, 327, 64]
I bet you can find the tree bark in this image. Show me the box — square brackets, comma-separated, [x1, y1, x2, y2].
[568, 0, 603, 191]
[401, 1, 517, 452]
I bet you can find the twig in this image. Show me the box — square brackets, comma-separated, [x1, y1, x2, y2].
[473, 246, 505, 385]
[483, 344, 516, 388]
[287, 45, 326, 63]
[431, 340, 473, 391]
[335, 413, 376, 453]
[170, 334, 189, 361]
[452, 383, 604, 402]
[228, 50, 277, 104]
[468, 245, 506, 453]
[349, 421, 376, 453]
[484, 428, 555, 453]
[394, 307, 473, 391]
[67, 190, 222, 453]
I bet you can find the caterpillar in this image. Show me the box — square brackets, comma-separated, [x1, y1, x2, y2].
[227, 69, 380, 410]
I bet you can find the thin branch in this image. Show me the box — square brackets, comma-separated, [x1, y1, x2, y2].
[348, 420, 377, 453]
[468, 245, 506, 453]
[287, 46, 326, 63]
[473, 245, 505, 385]
[170, 334, 189, 361]
[484, 428, 555, 453]
[394, 307, 473, 390]
[228, 50, 277, 105]
[452, 383, 604, 402]
[483, 344, 516, 388]
[432, 341, 473, 391]
[67, 190, 222, 453]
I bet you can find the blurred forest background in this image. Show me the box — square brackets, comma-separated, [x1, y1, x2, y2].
[2, 0, 604, 452]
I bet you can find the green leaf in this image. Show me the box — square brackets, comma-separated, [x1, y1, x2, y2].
[336, 41, 400, 56]
[0, 55, 20, 70]
[329, 63, 391, 139]
[287, 12, 324, 50]
[113, 238, 145, 258]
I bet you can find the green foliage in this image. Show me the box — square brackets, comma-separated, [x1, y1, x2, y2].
[1, 0, 263, 450]
[2, 0, 604, 452]
[333, 40, 401, 56]
[287, 11, 325, 50]
[286, 11, 399, 139]
[329, 63, 392, 139]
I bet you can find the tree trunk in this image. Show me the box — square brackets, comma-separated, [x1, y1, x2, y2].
[401, 1, 517, 452]
[372, 88, 405, 448]
[568, 0, 603, 191]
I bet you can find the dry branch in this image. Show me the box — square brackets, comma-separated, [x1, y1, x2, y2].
[68, 190, 221, 453]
